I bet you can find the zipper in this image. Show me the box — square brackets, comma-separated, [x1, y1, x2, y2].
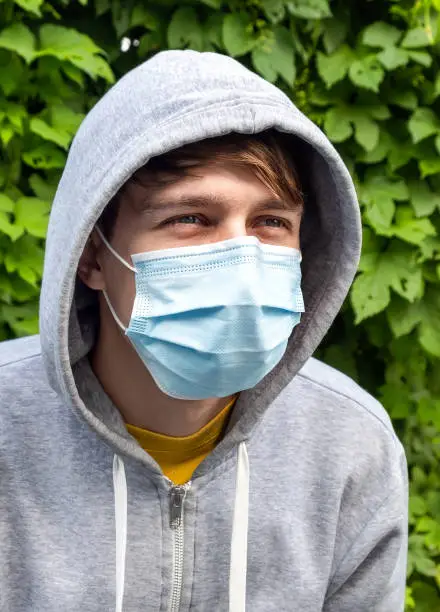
[169, 483, 191, 612]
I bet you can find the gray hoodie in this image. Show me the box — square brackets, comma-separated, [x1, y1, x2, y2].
[0, 51, 408, 612]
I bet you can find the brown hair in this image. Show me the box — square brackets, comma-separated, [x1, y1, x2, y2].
[99, 130, 303, 238]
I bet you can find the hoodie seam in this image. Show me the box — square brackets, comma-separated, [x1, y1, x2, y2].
[0, 351, 41, 369]
[191, 446, 239, 491]
[326, 485, 404, 600]
[297, 371, 398, 445]
[154, 97, 291, 132]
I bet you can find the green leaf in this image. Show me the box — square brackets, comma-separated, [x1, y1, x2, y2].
[0, 53, 24, 96]
[130, 6, 160, 31]
[409, 495, 428, 520]
[222, 13, 256, 57]
[252, 46, 277, 82]
[393, 206, 436, 245]
[205, 13, 224, 49]
[5, 102, 27, 134]
[387, 90, 418, 110]
[287, 0, 331, 19]
[362, 22, 401, 48]
[138, 31, 163, 56]
[414, 556, 438, 577]
[361, 174, 408, 234]
[401, 27, 431, 48]
[377, 46, 408, 70]
[380, 383, 411, 419]
[61, 62, 86, 88]
[351, 269, 391, 322]
[366, 104, 390, 120]
[352, 246, 423, 323]
[322, 18, 347, 54]
[349, 56, 385, 93]
[387, 298, 422, 338]
[14, 197, 50, 238]
[407, 50, 432, 67]
[272, 27, 296, 85]
[324, 107, 352, 142]
[353, 114, 379, 152]
[30, 117, 71, 150]
[51, 105, 84, 135]
[416, 517, 440, 549]
[252, 27, 295, 85]
[0, 194, 14, 213]
[95, 0, 110, 16]
[39, 24, 101, 56]
[167, 7, 203, 51]
[4, 235, 44, 285]
[38, 25, 114, 82]
[29, 174, 57, 202]
[14, 0, 43, 17]
[0, 125, 15, 147]
[408, 181, 440, 217]
[198, 0, 222, 7]
[358, 131, 392, 164]
[316, 45, 354, 88]
[0, 23, 35, 64]
[419, 289, 440, 357]
[22, 144, 66, 169]
[434, 74, 440, 99]
[365, 198, 395, 232]
[408, 108, 440, 143]
[419, 158, 440, 178]
[261, 0, 285, 24]
[0, 212, 23, 241]
[110, 4, 131, 38]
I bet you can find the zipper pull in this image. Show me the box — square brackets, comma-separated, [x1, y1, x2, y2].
[170, 485, 189, 529]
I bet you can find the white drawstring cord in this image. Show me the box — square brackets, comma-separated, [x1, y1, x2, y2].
[229, 442, 250, 612]
[112, 444, 250, 612]
[113, 454, 128, 612]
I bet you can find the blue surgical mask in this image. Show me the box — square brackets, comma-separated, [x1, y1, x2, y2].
[95, 227, 304, 400]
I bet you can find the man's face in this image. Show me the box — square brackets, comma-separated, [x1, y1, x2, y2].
[82, 163, 302, 328]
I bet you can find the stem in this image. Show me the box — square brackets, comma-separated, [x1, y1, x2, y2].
[424, 0, 433, 43]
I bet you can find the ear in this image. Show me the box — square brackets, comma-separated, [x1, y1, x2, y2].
[77, 230, 106, 290]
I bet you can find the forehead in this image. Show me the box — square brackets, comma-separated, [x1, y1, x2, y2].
[121, 162, 302, 215]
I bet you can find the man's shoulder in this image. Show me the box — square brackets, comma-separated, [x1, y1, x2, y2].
[0, 334, 57, 410]
[0, 334, 42, 368]
[294, 357, 397, 442]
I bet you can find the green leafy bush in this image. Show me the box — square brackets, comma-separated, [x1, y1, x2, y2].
[1, 0, 439, 608]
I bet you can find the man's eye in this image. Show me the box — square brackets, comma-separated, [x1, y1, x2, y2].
[257, 217, 288, 229]
[167, 215, 202, 225]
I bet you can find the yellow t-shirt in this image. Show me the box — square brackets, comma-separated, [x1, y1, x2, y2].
[126, 397, 236, 485]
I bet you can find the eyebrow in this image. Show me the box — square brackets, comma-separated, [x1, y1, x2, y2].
[135, 193, 303, 215]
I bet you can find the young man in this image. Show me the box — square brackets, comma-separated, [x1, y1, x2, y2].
[0, 51, 407, 611]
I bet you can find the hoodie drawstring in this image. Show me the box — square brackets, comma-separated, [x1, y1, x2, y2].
[112, 442, 249, 611]
[113, 454, 127, 612]
[228, 442, 250, 612]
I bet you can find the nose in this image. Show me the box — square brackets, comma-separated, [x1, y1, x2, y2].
[216, 217, 248, 242]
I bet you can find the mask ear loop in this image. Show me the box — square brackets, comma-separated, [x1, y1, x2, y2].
[102, 290, 127, 332]
[94, 225, 136, 273]
[93, 225, 136, 332]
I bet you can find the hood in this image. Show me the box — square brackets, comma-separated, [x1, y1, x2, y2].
[39, 50, 361, 462]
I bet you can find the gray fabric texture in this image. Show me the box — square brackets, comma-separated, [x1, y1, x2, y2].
[0, 50, 407, 611]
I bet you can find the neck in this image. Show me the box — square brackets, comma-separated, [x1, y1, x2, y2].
[91, 304, 233, 437]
